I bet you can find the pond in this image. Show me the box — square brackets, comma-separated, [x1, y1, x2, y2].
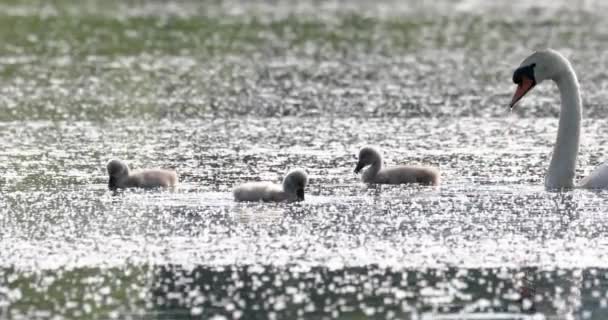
[2, 1, 608, 319]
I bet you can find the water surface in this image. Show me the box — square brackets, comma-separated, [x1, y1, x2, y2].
[2, 1, 608, 319]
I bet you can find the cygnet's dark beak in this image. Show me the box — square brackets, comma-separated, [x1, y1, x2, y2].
[108, 176, 118, 190]
[354, 161, 365, 174]
[296, 188, 305, 201]
[510, 64, 537, 109]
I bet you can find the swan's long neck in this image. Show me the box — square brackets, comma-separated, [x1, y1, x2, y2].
[363, 157, 383, 182]
[545, 66, 582, 190]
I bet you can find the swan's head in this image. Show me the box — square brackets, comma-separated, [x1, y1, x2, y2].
[282, 168, 308, 201]
[510, 49, 573, 108]
[354, 146, 382, 173]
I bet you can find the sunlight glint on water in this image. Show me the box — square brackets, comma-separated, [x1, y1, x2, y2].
[2, 0, 608, 319]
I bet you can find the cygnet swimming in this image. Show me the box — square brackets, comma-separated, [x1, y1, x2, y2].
[233, 169, 308, 202]
[354, 146, 440, 186]
[106, 159, 178, 190]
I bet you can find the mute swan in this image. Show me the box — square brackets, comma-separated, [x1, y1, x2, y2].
[354, 146, 440, 186]
[510, 49, 608, 190]
[233, 169, 308, 202]
[106, 159, 178, 190]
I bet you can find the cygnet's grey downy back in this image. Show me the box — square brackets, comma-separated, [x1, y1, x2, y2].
[106, 159, 178, 190]
[354, 146, 440, 186]
[233, 168, 308, 202]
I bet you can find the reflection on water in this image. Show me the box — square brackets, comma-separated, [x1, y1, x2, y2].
[2, 265, 603, 319]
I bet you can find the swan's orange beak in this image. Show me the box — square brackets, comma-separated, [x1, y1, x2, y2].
[510, 76, 535, 109]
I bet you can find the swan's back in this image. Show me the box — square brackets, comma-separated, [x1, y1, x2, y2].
[129, 169, 178, 188]
[372, 165, 440, 186]
[579, 163, 608, 189]
[233, 182, 285, 202]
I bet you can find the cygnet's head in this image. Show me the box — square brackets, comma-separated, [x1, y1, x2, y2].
[354, 146, 382, 173]
[107, 159, 130, 190]
[510, 49, 574, 108]
[107, 159, 130, 177]
[282, 168, 308, 201]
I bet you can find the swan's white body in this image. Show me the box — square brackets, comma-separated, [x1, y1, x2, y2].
[579, 163, 608, 189]
[511, 49, 608, 190]
[233, 169, 308, 202]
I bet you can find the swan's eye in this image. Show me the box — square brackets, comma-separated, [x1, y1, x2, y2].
[512, 64, 536, 85]
[513, 75, 522, 85]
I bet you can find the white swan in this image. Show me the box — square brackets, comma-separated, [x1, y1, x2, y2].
[233, 169, 308, 202]
[107, 159, 178, 190]
[354, 146, 440, 186]
[510, 49, 608, 190]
